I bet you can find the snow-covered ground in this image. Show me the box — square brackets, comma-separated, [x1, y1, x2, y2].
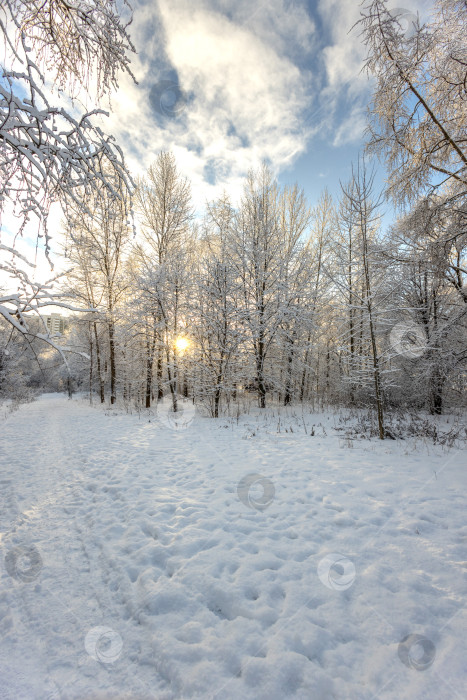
[0, 394, 465, 699]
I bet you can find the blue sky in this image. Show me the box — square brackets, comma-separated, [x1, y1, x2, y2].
[102, 0, 432, 221]
[2, 0, 434, 285]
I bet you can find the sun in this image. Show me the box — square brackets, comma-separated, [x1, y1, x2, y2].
[175, 336, 190, 352]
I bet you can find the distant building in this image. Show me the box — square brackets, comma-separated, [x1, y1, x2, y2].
[44, 313, 69, 335]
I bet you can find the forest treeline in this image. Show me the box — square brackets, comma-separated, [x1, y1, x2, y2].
[0, 1, 466, 436]
[4, 151, 466, 433]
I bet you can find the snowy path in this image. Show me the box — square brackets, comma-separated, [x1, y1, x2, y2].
[0, 395, 465, 699]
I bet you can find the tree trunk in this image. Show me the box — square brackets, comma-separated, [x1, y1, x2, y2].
[93, 321, 105, 403]
[108, 318, 117, 405]
[145, 326, 156, 409]
[430, 367, 443, 415]
[300, 332, 311, 401]
[348, 232, 356, 405]
[284, 335, 294, 406]
[214, 385, 221, 418]
[256, 338, 266, 409]
[362, 229, 385, 439]
[145, 350, 153, 408]
[157, 345, 164, 399]
[89, 322, 93, 405]
[325, 342, 331, 403]
[166, 347, 178, 413]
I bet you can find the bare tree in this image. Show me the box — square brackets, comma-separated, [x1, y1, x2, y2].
[135, 152, 193, 264]
[65, 170, 132, 404]
[386, 204, 467, 414]
[231, 165, 283, 409]
[0, 0, 135, 339]
[132, 152, 193, 409]
[340, 161, 386, 438]
[276, 184, 312, 405]
[193, 193, 242, 417]
[299, 190, 334, 405]
[360, 0, 467, 207]
[62, 240, 107, 403]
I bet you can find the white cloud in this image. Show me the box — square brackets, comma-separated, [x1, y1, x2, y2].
[333, 107, 367, 147]
[317, 0, 436, 146]
[2, 0, 316, 287]
[101, 0, 315, 207]
[319, 0, 431, 90]
[318, 0, 368, 93]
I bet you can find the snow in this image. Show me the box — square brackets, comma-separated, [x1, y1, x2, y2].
[0, 395, 465, 699]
